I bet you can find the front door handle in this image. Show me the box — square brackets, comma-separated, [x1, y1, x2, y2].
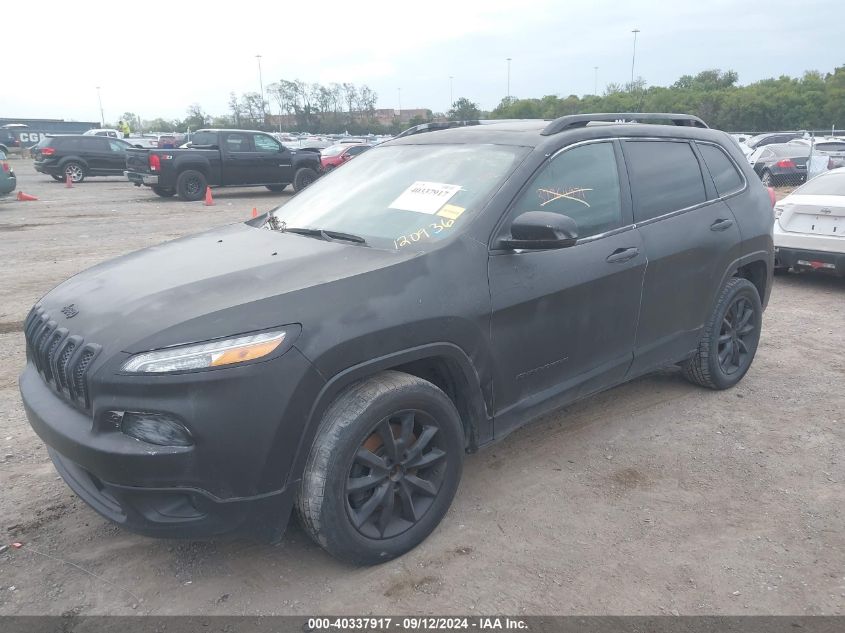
[710, 218, 734, 231]
[606, 247, 640, 263]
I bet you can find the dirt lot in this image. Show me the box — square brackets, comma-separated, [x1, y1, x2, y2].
[0, 160, 843, 616]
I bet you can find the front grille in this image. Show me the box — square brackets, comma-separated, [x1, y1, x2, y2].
[24, 306, 101, 410]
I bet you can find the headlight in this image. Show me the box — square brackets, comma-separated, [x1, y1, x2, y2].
[121, 330, 286, 373]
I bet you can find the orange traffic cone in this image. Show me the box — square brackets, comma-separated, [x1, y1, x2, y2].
[16, 191, 38, 201]
[65, 173, 73, 188]
[204, 186, 214, 206]
[251, 207, 258, 218]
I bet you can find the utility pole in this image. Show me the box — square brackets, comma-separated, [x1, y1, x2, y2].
[95, 86, 104, 126]
[449, 75, 454, 109]
[506, 57, 512, 101]
[630, 29, 640, 86]
[256, 54, 265, 123]
[594, 66, 599, 95]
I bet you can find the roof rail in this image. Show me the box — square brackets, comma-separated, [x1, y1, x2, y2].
[541, 113, 708, 136]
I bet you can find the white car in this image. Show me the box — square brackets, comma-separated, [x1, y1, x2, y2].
[774, 167, 845, 275]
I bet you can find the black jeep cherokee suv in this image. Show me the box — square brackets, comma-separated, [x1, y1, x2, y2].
[20, 113, 774, 564]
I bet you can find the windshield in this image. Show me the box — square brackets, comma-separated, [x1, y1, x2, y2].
[795, 172, 845, 196]
[271, 143, 529, 250]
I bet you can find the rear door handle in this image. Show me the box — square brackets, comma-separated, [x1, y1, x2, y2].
[710, 218, 734, 231]
[606, 247, 640, 263]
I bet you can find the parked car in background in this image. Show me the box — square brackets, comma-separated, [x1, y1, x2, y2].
[0, 150, 16, 195]
[0, 124, 26, 156]
[33, 135, 136, 183]
[750, 143, 813, 186]
[320, 143, 371, 171]
[125, 128, 322, 200]
[745, 131, 804, 150]
[787, 138, 845, 169]
[21, 112, 774, 564]
[774, 167, 845, 275]
[84, 128, 122, 139]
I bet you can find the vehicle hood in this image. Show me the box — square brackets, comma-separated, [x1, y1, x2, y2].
[33, 222, 414, 358]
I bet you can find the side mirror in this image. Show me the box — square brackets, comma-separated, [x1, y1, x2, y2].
[499, 211, 579, 250]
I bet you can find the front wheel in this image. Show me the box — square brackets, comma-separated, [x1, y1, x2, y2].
[297, 371, 464, 565]
[176, 169, 207, 201]
[292, 167, 318, 192]
[682, 277, 762, 390]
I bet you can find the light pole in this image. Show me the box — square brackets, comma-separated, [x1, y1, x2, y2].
[95, 86, 104, 126]
[449, 75, 454, 110]
[630, 29, 640, 86]
[506, 57, 512, 101]
[255, 54, 265, 123]
[594, 66, 599, 95]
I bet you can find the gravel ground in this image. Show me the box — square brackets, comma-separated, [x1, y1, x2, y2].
[0, 160, 843, 616]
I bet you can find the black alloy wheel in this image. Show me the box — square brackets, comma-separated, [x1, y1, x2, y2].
[717, 296, 755, 376]
[346, 410, 447, 540]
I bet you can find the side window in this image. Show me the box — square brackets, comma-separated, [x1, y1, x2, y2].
[698, 143, 744, 196]
[625, 140, 706, 222]
[79, 137, 107, 151]
[108, 140, 127, 152]
[510, 142, 623, 239]
[346, 145, 368, 156]
[224, 133, 250, 152]
[253, 134, 281, 152]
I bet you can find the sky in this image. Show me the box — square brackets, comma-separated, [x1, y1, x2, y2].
[2, 0, 842, 124]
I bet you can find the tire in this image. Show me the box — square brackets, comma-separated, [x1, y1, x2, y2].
[151, 186, 176, 198]
[63, 161, 86, 183]
[760, 170, 774, 187]
[265, 184, 288, 192]
[176, 169, 207, 201]
[681, 277, 762, 390]
[297, 371, 464, 565]
[292, 167, 318, 192]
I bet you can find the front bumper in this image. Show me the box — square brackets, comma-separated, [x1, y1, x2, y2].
[775, 246, 845, 275]
[20, 344, 325, 539]
[125, 170, 159, 185]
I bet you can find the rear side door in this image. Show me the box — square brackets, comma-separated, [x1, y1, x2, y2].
[488, 140, 646, 435]
[623, 139, 743, 375]
[220, 132, 259, 185]
[251, 133, 293, 183]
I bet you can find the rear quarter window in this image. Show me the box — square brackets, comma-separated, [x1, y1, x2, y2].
[624, 140, 707, 222]
[698, 143, 744, 196]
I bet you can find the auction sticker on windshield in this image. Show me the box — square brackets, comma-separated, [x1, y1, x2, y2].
[389, 181, 462, 214]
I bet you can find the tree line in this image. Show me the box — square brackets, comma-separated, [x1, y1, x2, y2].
[115, 66, 845, 135]
[488, 66, 845, 133]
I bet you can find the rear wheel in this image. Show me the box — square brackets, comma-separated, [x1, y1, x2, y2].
[682, 277, 762, 390]
[176, 169, 207, 201]
[151, 186, 176, 198]
[297, 371, 464, 565]
[292, 167, 318, 192]
[761, 170, 774, 187]
[266, 184, 288, 192]
[63, 161, 86, 183]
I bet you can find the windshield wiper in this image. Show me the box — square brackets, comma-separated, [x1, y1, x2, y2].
[282, 226, 368, 246]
